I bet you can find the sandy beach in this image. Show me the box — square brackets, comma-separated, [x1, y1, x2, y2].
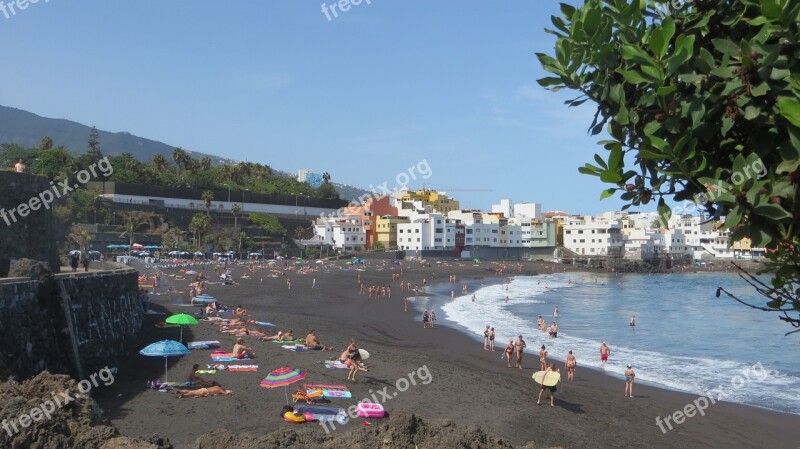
[92, 259, 799, 448]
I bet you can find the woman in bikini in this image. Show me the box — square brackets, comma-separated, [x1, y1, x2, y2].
[503, 339, 514, 368]
[515, 335, 526, 369]
[177, 385, 233, 398]
[488, 327, 496, 351]
[345, 339, 368, 381]
[539, 345, 548, 371]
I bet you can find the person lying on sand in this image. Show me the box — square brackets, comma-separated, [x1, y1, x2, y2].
[177, 386, 233, 398]
[220, 325, 250, 335]
[260, 330, 294, 341]
[234, 305, 249, 316]
[305, 331, 333, 351]
[187, 364, 220, 388]
[232, 338, 255, 359]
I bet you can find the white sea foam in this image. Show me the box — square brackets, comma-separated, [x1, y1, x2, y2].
[439, 274, 800, 414]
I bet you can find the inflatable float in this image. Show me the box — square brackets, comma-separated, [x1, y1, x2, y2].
[356, 402, 385, 418]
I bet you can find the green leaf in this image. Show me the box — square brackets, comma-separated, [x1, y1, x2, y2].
[777, 97, 800, 128]
[600, 170, 622, 183]
[750, 83, 770, 97]
[712, 38, 739, 57]
[608, 143, 623, 171]
[760, 0, 781, 19]
[744, 105, 761, 120]
[776, 160, 800, 174]
[657, 198, 672, 226]
[696, 48, 716, 74]
[600, 188, 617, 200]
[754, 203, 793, 222]
[560, 2, 576, 18]
[649, 28, 667, 61]
[618, 69, 651, 84]
[537, 77, 565, 87]
[621, 44, 658, 68]
[594, 154, 608, 169]
[721, 117, 734, 136]
[657, 85, 677, 96]
[723, 205, 743, 229]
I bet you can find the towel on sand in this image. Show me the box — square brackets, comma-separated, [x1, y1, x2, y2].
[188, 341, 220, 350]
[282, 345, 309, 352]
[211, 352, 251, 362]
[227, 365, 258, 372]
[323, 360, 349, 369]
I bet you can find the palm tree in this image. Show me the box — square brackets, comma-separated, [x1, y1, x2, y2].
[68, 225, 93, 253]
[322, 172, 331, 184]
[117, 211, 154, 254]
[201, 190, 214, 217]
[152, 154, 168, 171]
[162, 226, 187, 250]
[189, 214, 211, 247]
[231, 203, 241, 229]
[200, 156, 212, 170]
[40, 136, 53, 151]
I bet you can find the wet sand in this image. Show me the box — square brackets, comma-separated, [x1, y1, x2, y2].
[93, 260, 799, 448]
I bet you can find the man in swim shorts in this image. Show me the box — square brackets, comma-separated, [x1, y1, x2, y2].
[565, 350, 576, 380]
[600, 342, 610, 365]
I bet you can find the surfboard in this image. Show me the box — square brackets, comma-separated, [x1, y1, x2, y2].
[359, 349, 370, 360]
[532, 370, 561, 387]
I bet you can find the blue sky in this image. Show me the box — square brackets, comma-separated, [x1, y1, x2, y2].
[0, 0, 657, 215]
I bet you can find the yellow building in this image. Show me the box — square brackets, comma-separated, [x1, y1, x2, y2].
[731, 236, 752, 251]
[375, 215, 409, 250]
[400, 190, 460, 214]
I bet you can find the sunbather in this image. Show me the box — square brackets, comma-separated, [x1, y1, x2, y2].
[187, 364, 220, 388]
[221, 325, 249, 335]
[234, 305, 248, 316]
[305, 330, 333, 351]
[177, 386, 233, 398]
[232, 338, 255, 359]
[260, 330, 294, 341]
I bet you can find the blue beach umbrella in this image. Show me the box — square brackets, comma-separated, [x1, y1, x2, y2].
[139, 340, 190, 382]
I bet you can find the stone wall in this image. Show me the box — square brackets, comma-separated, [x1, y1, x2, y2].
[0, 171, 60, 274]
[0, 269, 142, 380]
[57, 270, 142, 377]
[0, 278, 71, 379]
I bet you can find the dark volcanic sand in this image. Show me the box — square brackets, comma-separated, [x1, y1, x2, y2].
[93, 260, 799, 449]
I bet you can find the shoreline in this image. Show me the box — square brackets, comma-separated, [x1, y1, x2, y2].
[93, 259, 799, 448]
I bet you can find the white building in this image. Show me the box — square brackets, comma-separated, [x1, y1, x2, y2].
[491, 199, 543, 220]
[298, 169, 323, 188]
[562, 216, 624, 256]
[514, 218, 558, 247]
[314, 214, 366, 252]
[396, 213, 457, 251]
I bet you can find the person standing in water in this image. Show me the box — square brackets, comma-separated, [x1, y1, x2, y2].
[600, 342, 610, 366]
[630, 315, 636, 327]
[553, 305, 559, 320]
[565, 350, 576, 381]
[624, 364, 635, 398]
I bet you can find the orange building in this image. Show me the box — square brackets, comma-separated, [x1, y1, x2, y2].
[343, 196, 398, 249]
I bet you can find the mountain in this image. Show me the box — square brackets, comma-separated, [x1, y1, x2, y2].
[0, 105, 370, 200]
[0, 105, 230, 163]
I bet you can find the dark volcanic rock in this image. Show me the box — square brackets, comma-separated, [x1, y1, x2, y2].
[7, 258, 54, 282]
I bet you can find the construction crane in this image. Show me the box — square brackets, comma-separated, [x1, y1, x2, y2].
[420, 183, 493, 192]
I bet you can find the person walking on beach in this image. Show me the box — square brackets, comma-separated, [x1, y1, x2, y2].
[515, 335, 526, 369]
[488, 327, 495, 351]
[536, 363, 560, 407]
[422, 309, 429, 328]
[429, 310, 437, 327]
[600, 342, 610, 366]
[539, 345, 548, 371]
[624, 364, 635, 398]
[565, 350, 576, 380]
[484, 325, 491, 350]
[503, 339, 514, 368]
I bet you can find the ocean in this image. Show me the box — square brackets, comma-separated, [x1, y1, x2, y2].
[421, 270, 800, 415]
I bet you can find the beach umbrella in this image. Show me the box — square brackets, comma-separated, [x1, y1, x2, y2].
[165, 313, 199, 341]
[260, 366, 307, 404]
[139, 340, 190, 382]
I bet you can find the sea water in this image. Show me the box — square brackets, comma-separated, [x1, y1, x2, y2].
[425, 271, 800, 414]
